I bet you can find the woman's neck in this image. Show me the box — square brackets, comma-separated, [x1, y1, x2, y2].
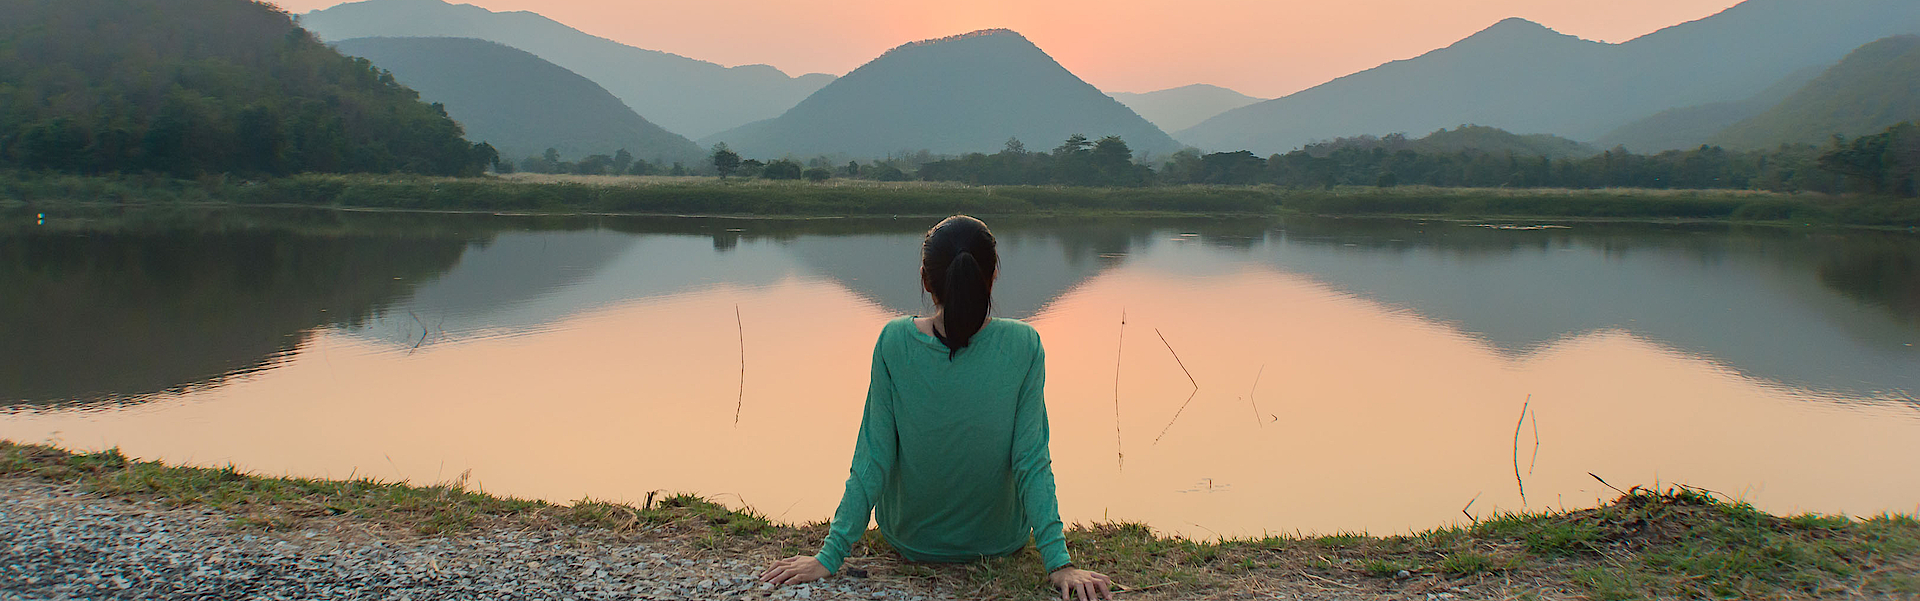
[915, 310, 946, 338]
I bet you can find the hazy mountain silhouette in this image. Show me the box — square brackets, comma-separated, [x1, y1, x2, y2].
[1711, 35, 1920, 149]
[699, 30, 1181, 159]
[332, 37, 703, 164]
[1110, 84, 1265, 134]
[1180, 0, 1920, 155]
[299, 0, 834, 139]
[1594, 64, 1827, 153]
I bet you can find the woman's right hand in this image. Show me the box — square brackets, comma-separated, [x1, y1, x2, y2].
[1048, 567, 1114, 601]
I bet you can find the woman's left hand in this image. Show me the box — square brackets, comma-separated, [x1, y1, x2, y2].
[759, 555, 829, 585]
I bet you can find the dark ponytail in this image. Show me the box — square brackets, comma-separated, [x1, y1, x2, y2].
[922, 215, 997, 359]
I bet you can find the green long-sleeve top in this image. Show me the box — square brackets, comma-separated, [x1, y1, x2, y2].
[813, 316, 1071, 575]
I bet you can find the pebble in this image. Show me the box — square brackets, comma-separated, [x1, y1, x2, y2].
[0, 480, 941, 600]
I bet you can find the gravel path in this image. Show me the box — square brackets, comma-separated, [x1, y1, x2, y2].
[0, 479, 941, 601]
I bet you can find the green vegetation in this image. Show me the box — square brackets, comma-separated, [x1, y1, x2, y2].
[911, 125, 1919, 202]
[0, 0, 495, 177]
[1159, 125, 1909, 196]
[1714, 36, 1920, 150]
[0, 172, 1282, 216]
[6, 171, 1920, 227]
[4, 441, 1914, 599]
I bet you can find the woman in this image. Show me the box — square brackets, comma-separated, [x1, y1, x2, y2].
[759, 216, 1114, 601]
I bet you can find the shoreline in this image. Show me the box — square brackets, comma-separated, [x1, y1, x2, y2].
[4, 441, 1914, 599]
[4, 172, 1918, 230]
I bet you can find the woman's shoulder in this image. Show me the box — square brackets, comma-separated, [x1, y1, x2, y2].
[984, 318, 1042, 346]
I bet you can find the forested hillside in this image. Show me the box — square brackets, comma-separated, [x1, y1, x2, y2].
[1595, 64, 1827, 153]
[331, 37, 703, 166]
[1712, 35, 1920, 149]
[0, 0, 494, 177]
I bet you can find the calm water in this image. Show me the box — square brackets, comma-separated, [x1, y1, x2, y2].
[2, 207, 1917, 537]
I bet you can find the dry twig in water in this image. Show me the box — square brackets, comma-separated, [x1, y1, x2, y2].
[1513, 395, 1532, 508]
[1247, 364, 1265, 428]
[734, 304, 745, 426]
[1113, 309, 1126, 470]
[1151, 328, 1200, 445]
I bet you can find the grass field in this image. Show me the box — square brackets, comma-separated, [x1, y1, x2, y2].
[4, 171, 1918, 227]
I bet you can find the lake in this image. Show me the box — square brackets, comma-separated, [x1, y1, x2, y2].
[2, 207, 1916, 538]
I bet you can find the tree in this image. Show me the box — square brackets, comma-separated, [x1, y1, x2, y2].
[711, 143, 741, 179]
[804, 167, 833, 182]
[763, 159, 803, 180]
[576, 154, 614, 175]
[612, 149, 634, 175]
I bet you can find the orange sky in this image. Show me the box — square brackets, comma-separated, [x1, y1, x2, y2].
[276, 0, 1746, 98]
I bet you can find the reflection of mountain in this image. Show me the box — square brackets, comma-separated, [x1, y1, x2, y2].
[781, 219, 1171, 319]
[352, 231, 804, 345]
[1218, 219, 1920, 401]
[9, 210, 1912, 409]
[0, 225, 475, 406]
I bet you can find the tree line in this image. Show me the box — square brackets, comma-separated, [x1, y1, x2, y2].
[908, 125, 1918, 197]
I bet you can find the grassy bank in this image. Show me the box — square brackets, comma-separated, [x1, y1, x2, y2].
[3, 172, 1917, 227]
[3, 441, 1913, 599]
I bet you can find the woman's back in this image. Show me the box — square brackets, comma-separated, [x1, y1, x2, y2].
[867, 316, 1061, 564]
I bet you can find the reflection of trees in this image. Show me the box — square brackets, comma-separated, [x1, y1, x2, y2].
[1818, 241, 1920, 328]
[0, 220, 477, 407]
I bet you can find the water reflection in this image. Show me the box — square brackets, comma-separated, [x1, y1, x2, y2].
[0, 213, 478, 406]
[2, 208, 1917, 536]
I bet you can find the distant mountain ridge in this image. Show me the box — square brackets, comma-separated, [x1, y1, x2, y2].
[331, 37, 704, 164]
[1711, 35, 1920, 149]
[1180, 0, 1920, 154]
[299, 0, 834, 139]
[1110, 84, 1265, 135]
[700, 29, 1180, 160]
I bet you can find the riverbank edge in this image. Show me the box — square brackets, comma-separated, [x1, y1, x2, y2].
[3, 172, 1917, 228]
[3, 441, 1913, 599]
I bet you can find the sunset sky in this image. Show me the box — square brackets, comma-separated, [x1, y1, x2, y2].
[275, 0, 1747, 98]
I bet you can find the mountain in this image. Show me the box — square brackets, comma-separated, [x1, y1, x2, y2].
[1110, 84, 1265, 134]
[331, 37, 703, 164]
[0, 0, 491, 176]
[1711, 35, 1920, 149]
[1594, 64, 1827, 153]
[699, 30, 1181, 160]
[1180, 0, 1920, 155]
[299, 0, 835, 139]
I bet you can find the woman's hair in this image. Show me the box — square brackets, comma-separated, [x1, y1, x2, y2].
[922, 215, 997, 358]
